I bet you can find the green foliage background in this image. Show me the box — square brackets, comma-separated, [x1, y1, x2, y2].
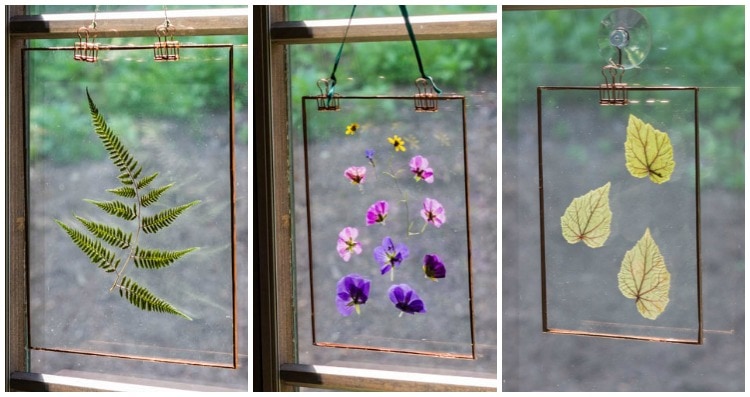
[503, 6, 744, 190]
[27, 6, 248, 165]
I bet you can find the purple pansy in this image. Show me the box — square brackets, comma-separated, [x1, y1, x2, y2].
[388, 284, 426, 316]
[336, 273, 370, 316]
[373, 236, 409, 281]
[336, 227, 362, 262]
[344, 166, 366, 185]
[409, 155, 434, 183]
[365, 200, 389, 225]
[423, 254, 447, 281]
[420, 197, 446, 228]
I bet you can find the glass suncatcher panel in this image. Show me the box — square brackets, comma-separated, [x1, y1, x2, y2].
[26, 46, 237, 366]
[538, 87, 701, 343]
[300, 96, 475, 358]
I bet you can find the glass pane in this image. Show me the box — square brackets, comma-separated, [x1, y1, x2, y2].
[26, 44, 245, 387]
[291, 37, 497, 378]
[300, 96, 474, 357]
[539, 87, 700, 342]
[503, 6, 743, 392]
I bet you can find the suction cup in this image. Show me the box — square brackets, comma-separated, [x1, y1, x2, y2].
[598, 8, 652, 69]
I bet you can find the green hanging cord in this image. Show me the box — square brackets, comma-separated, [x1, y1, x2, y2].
[399, 5, 442, 94]
[327, 5, 357, 106]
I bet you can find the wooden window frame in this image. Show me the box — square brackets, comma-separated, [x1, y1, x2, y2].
[253, 5, 497, 392]
[5, 6, 248, 392]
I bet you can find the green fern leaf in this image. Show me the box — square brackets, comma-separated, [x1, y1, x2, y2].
[107, 186, 136, 198]
[86, 89, 140, 178]
[84, 199, 137, 221]
[137, 172, 159, 190]
[75, 216, 132, 249]
[142, 200, 200, 234]
[133, 246, 198, 269]
[55, 220, 118, 272]
[140, 183, 174, 207]
[118, 276, 191, 320]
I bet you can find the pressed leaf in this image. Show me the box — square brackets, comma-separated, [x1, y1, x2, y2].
[133, 246, 198, 269]
[142, 200, 200, 234]
[118, 276, 192, 320]
[107, 185, 136, 198]
[141, 183, 174, 207]
[87, 89, 139, 177]
[85, 199, 137, 221]
[617, 228, 671, 320]
[75, 215, 132, 249]
[560, 181, 612, 248]
[55, 220, 118, 272]
[624, 114, 675, 184]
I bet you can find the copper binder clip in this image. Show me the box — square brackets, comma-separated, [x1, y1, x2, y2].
[316, 79, 340, 111]
[74, 27, 99, 63]
[599, 63, 628, 105]
[414, 78, 438, 112]
[154, 24, 180, 62]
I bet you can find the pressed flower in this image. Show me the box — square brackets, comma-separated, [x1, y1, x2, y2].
[421, 197, 446, 228]
[345, 122, 360, 135]
[344, 166, 367, 185]
[365, 149, 376, 167]
[336, 227, 362, 262]
[387, 134, 407, 152]
[373, 236, 409, 281]
[409, 155, 434, 183]
[388, 284, 426, 316]
[423, 254, 447, 281]
[365, 200, 389, 225]
[336, 273, 370, 316]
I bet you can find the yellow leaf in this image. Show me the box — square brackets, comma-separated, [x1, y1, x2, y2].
[624, 114, 675, 184]
[617, 228, 671, 320]
[560, 181, 612, 248]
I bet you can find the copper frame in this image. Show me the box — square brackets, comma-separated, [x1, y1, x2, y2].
[22, 44, 240, 367]
[300, 95, 476, 359]
[537, 85, 702, 344]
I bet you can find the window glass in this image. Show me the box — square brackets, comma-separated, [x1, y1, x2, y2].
[290, 27, 497, 378]
[25, 40, 248, 390]
[503, 6, 743, 391]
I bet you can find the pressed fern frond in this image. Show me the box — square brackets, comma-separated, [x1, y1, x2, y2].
[58, 89, 200, 320]
[87, 89, 141, 179]
[133, 246, 198, 269]
[75, 215, 132, 249]
[84, 199, 137, 221]
[140, 183, 174, 207]
[119, 277, 192, 320]
[137, 172, 159, 190]
[142, 200, 201, 234]
[107, 186, 136, 198]
[55, 220, 119, 272]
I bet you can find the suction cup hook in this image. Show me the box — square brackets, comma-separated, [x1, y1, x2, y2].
[598, 8, 652, 69]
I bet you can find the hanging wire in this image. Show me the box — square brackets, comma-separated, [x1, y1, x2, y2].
[162, 5, 172, 28]
[399, 5, 441, 94]
[89, 5, 99, 29]
[325, 5, 357, 107]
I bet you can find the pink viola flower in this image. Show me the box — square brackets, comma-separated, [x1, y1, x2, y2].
[409, 155, 434, 183]
[365, 200, 389, 225]
[336, 227, 362, 262]
[344, 166, 367, 185]
[420, 198, 446, 228]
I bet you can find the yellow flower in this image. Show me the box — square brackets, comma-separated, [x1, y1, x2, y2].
[388, 135, 406, 152]
[345, 122, 359, 135]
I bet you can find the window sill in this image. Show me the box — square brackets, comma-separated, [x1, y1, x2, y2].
[279, 363, 497, 392]
[9, 371, 243, 392]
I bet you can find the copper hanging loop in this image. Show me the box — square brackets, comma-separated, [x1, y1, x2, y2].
[414, 77, 438, 112]
[316, 79, 340, 111]
[74, 26, 98, 63]
[599, 62, 628, 105]
[154, 22, 179, 62]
